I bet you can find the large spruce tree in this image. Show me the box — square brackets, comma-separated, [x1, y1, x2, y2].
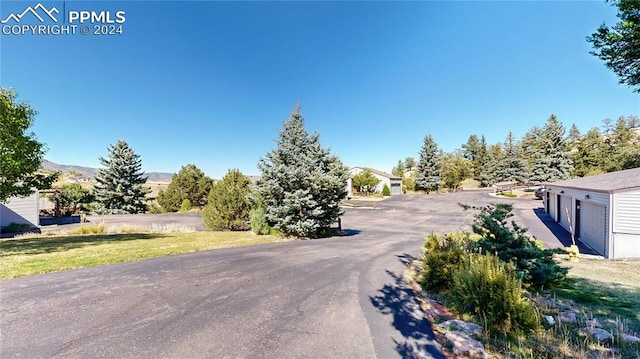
[93, 140, 151, 214]
[256, 105, 348, 238]
[496, 131, 529, 184]
[415, 134, 441, 193]
[529, 115, 573, 184]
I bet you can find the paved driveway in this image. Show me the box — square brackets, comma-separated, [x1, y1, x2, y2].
[1, 191, 569, 358]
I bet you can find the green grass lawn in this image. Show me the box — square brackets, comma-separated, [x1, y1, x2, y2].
[0, 231, 280, 280]
[555, 259, 640, 333]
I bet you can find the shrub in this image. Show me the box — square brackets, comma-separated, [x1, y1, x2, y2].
[203, 169, 251, 231]
[462, 203, 567, 289]
[2, 222, 30, 233]
[420, 232, 474, 292]
[449, 254, 540, 335]
[382, 184, 391, 196]
[179, 199, 192, 212]
[48, 183, 94, 215]
[496, 191, 517, 198]
[148, 203, 165, 214]
[250, 207, 270, 235]
[72, 222, 105, 235]
[157, 164, 213, 212]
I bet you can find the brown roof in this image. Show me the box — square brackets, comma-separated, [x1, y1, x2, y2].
[548, 167, 640, 193]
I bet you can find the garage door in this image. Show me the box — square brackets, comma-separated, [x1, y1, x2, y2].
[390, 182, 402, 195]
[579, 201, 606, 255]
[548, 193, 557, 219]
[558, 195, 572, 231]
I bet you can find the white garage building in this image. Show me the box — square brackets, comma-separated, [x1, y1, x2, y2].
[544, 167, 640, 259]
[0, 191, 40, 229]
[347, 167, 402, 196]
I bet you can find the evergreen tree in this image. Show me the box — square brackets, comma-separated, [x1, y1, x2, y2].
[157, 164, 213, 212]
[520, 126, 542, 170]
[496, 132, 529, 184]
[479, 144, 502, 187]
[391, 159, 404, 177]
[404, 157, 416, 171]
[203, 169, 251, 231]
[462, 134, 486, 179]
[440, 152, 472, 191]
[566, 123, 582, 149]
[256, 105, 348, 238]
[94, 140, 151, 214]
[529, 115, 573, 184]
[572, 128, 607, 177]
[608, 117, 640, 171]
[415, 135, 441, 193]
[626, 115, 640, 128]
[587, 0, 640, 92]
[476, 135, 488, 179]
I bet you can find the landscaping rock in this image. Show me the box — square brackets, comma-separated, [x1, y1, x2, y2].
[445, 331, 487, 358]
[578, 327, 614, 343]
[621, 333, 640, 343]
[557, 311, 578, 324]
[544, 315, 555, 326]
[439, 319, 482, 336]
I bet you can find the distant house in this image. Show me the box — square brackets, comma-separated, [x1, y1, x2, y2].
[347, 167, 402, 196]
[0, 191, 40, 229]
[544, 167, 640, 259]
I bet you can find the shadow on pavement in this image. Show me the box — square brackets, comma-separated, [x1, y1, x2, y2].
[370, 255, 444, 359]
[532, 208, 599, 256]
[340, 229, 361, 236]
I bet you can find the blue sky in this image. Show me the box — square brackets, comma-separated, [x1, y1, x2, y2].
[1, 1, 638, 179]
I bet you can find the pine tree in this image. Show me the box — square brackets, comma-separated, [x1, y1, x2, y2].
[566, 123, 582, 149]
[520, 126, 542, 171]
[462, 135, 485, 178]
[391, 160, 404, 177]
[572, 127, 607, 176]
[256, 105, 348, 238]
[93, 140, 151, 214]
[157, 164, 213, 212]
[529, 115, 573, 184]
[203, 169, 251, 231]
[479, 144, 503, 187]
[415, 135, 441, 193]
[496, 132, 529, 184]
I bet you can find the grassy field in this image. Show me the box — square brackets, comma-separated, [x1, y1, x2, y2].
[555, 258, 640, 333]
[0, 231, 280, 280]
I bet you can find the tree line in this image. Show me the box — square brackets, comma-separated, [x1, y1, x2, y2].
[2, 89, 348, 238]
[392, 114, 640, 192]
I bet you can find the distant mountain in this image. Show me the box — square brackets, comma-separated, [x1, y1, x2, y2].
[41, 160, 173, 183]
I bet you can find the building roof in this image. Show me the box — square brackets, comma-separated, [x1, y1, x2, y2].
[548, 167, 640, 193]
[351, 167, 401, 180]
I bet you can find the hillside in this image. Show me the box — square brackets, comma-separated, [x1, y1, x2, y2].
[41, 160, 173, 182]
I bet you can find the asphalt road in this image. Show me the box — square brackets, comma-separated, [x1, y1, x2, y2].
[1, 191, 567, 358]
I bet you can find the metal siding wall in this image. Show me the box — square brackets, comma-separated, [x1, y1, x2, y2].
[613, 191, 640, 234]
[612, 233, 640, 259]
[0, 193, 39, 227]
